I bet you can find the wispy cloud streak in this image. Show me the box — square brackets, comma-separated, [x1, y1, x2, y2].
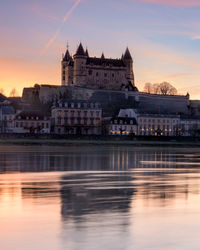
[139, 0, 200, 7]
[41, 0, 81, 55]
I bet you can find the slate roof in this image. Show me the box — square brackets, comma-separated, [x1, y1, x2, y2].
[85, 49, 89, 57]
[16, 110, 49, 120]
[123, 47, 132, 60]
[63, 49, 72, 62]
[86, 57, 125, 67]
[75, 43, 85, 56]
[54, 99, 101, 109]
[1, 105, 15, 115]
[0, 93, 7, 102]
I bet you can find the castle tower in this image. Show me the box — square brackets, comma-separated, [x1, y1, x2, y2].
[73, 43, 87, 86]
[123, 47, 135, 86]
[61, 48, 73, 86]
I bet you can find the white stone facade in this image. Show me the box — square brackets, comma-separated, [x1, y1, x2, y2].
[13, 111, 50, 134]
[108, 117, 137, 135]
[52, 101, 102, 135]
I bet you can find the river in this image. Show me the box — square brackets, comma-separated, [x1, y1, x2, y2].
[0, 145, 200, 250]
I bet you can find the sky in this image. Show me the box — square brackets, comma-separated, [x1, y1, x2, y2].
[1, 0, 200, 99]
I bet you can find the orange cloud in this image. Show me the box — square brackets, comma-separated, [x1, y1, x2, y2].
[139, 0, 200, 7]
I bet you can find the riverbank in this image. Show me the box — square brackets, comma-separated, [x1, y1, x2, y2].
[0, 136, 200, 147]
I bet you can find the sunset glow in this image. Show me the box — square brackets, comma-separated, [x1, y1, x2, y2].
[1, 0, 200, 98]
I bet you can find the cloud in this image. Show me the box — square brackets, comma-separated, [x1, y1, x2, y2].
[138, 0, 200, 7]
[191, 35, 200, 40]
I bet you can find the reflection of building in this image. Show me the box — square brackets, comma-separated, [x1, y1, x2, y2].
[14, 110, 50, 134]
[51, 100, 102, 135]
[61, 43, 137, 91]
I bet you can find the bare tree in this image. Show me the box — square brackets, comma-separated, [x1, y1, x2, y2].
[143, 82, 177, 95]
[9, 88, 18, 97]
[143, 83, 153, 93]
[160, 82, 177, 95]
[152, 83, 161, 94]
[168, 86, 178, 95]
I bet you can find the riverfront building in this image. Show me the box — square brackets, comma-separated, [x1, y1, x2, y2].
[51, 100, 102, 135]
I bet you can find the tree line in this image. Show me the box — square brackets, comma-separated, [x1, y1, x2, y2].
[143, 82, 178, 95]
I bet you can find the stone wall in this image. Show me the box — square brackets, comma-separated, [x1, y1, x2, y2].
[22, 85, 190, 117]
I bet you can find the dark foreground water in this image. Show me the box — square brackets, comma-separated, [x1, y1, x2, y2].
[1, 145, 200, 250]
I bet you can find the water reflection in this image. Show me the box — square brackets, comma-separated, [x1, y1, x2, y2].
[1, 145, 200, 249]
[1, 145, 200, 173]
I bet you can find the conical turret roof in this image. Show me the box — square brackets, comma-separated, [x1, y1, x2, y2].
[76, 43, 85, 56]
[63, 49, 71, 61]
[101, 53, 105, 59]
[123, 47, 132, 60]
[85, 48, 89, 57]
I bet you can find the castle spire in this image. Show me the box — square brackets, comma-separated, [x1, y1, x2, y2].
[85, 48, 89, 57]
[75, 43, 85, 56]
[63, 48, 71, 62]
[101, 52, 105, 59]
[123, 47, 132, 60]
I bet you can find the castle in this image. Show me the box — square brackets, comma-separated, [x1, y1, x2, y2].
[61, 43, 137, 91]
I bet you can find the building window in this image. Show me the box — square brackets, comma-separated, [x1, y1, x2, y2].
[84, 111, 87, 116]
[104, 73, 107, 77]
[90, 118, 94, 125]
[57, 117, 61, 125]
[96, 72, 99, 77]
[96, 111, 100, 117]
[77, 118, 81, 125]
[89, 69, 92, 75]
[64, 118, 68, 125]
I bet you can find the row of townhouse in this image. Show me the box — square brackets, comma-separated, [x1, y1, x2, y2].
[108, 109, 200, 136]
[0, 100, 102, 135]
[1, 101, 200, 137]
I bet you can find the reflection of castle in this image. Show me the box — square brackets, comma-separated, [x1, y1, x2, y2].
[60, 173, 135, 220]
[61, 43, 137, 91]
